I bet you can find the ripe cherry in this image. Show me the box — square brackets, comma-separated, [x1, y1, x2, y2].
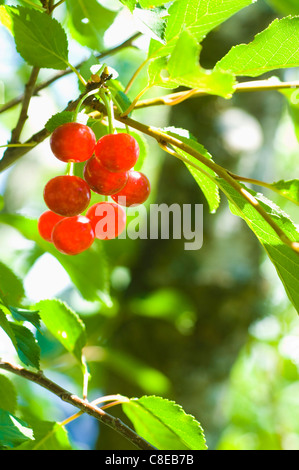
[83, 156, 128, 196]
[50, 122, 96, 163]
[111, 171, 151, 207]
[44, 175, 91, 217]
[52, 216, 95, 255]
[38, 210, 65, 242]
[86, 202, 126, 240]
[95, 133, 139, 172]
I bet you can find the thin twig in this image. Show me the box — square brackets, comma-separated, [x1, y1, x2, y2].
[0, 360, 157, 451]
[134, 79, 299, 110]
[50, 0, 66, 11]
[124, 58, 150, 94]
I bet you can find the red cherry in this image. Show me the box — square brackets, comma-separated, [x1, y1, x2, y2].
[50, 122, 96, 163]
[111, 171, 151, 207]
[44, 175, 91, 217]
[83, 156, 128, 196]
[38, 210, 65, 242]
[95, 133, 139, 172]
[52, 216, 95, 255]
[86, 202, 126, 240]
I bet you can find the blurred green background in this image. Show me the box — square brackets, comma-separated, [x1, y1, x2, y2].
[0, 0, 299, 450]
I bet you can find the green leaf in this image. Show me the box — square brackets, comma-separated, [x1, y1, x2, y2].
[0, 375, 17, 414]
[17, 420, 72, 450]
[0, 261, 25, 307]
[148, 31, 236, 98]
[133, 6, 167, 43]
[119, 0, 137, 13]
[270, 179, 299, 206]
[148, 0, 255, 60]
[216, 17, 299, 77]
[9, 323, 40, 369]
[218, 179, 299, 313]
[66, 0, 117, 51]
[122, 395, 207, 450]
[34, 299, 86, 364]
[0, 409, 34, 449]
[147, 57, 175, 89]
[166, 29, 235, 97]
[9, 306, 41, 331]
[45, 111, 75, 133]
[0, 213, 112, 306]
[108, 79, 133, 115]
[163, 127, 220, 213]
[0, 306, 40, 369]
[6, 6, 69, 69]
[0, 307, 18, 351]
[146, 29, 236, 99]
[165, 0, 255, 44]
[280, 87, 299, 144]
[139, 0, 169, 7]
[18, 0, 43, 9]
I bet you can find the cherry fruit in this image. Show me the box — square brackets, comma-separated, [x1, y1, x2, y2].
[95, 133, 139, 172]
[86, 202, 126, 240]
[44, 175, 91, 217]
[83, 156, 128, 196]
[111, 171, 151, 207]
[50, 122, 96, 163]
[52, 215, 95, 255]
[38, 210, 65, 242]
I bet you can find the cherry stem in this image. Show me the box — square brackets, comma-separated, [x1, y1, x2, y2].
[66, 161, 74, 176]
[73, 88, 101, 122]
[121, 85, 151, 117]
[124, 58, 150, 94]
[101, 90, 116, 134]
[66, 61, 87, 87]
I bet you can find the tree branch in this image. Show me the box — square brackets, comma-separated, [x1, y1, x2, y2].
[0, 33, 141, 115]
[0, 359, 157, 451]
[2, 92, 298, 255]
[112, 113, 299, 254]
[9, 67, 40, 145]
[0, 95, 83, 172]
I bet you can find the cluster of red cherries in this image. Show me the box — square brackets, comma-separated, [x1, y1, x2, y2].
[37, 122, 151, 255]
